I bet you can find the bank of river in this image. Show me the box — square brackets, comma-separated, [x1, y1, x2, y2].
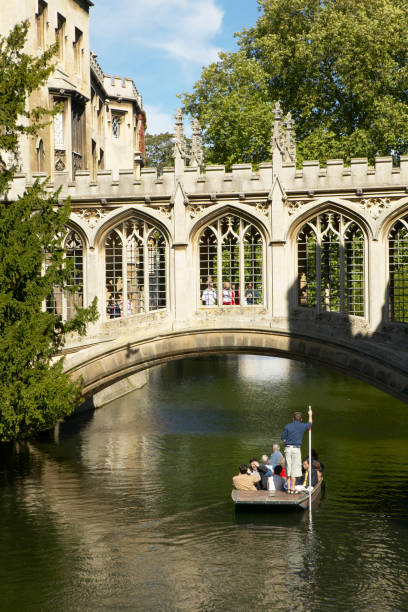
[0, 355, 407, 611]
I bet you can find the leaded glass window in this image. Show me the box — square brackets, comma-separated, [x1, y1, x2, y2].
[297, 212, 365, 316]
[46, 230, 84, 320]
[105, 218, 167, 318]
[112, 115, 120, 139]
[199, 215, 263, 306]
[389, 217, 408, 323]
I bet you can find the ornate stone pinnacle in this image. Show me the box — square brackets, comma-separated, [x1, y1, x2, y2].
[270, 103, 297, 164]
[190, 118, 204, 168]
[273, 101, 283, 121]
[271, 101, 284, 155]
[173, 108, 187, 160]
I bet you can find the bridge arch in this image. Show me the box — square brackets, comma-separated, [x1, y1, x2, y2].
[66, 326, 408, 404]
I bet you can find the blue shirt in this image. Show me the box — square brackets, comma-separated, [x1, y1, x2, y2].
[281, 421, 311, 447]
[269, 450, 284, 467]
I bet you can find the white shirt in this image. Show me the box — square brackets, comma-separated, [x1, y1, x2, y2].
[202, 287, 217, 305]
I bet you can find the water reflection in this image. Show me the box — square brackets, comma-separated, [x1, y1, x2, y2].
[0, 355, 407, 611]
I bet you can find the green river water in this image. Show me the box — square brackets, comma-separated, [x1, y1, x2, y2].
[0, 355, 407, 611]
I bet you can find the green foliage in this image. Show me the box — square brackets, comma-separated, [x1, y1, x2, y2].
[0, 22, 98, 441]
[183, 0, 408, 165]
[183, 52, 273, 168]
[144, 132, 174, 173]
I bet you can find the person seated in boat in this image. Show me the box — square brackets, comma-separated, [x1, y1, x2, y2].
[249, 459, 273, 490]
[312, 459, 324, 484]
[267, 464, 286, 491]
[232, 464, 260, 491]
[261, 454, 275, 472]
[294, 458, 318, 492]
[278, 456, 287, 479]
[269, 444, 284, 468]
[311, 449, 325, 475]
[281, 408, 312, 494]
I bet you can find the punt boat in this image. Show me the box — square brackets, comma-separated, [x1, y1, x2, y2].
[231, 481, 323, 511]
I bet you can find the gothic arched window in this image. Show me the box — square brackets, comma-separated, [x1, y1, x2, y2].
[389, 217, 408, 323]
[199, 215, 263, 306]
[297, 212, 365, 316]
[105, 218, 167, 318]
[46, 230, 84, 320]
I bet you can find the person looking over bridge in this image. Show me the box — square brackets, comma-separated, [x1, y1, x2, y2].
[245, 282, 259, 305]
[222, 282, 233, 305]
[232, 464, 260, 491]
[281, 408, 312, 494]
[202, 282, 217, 306]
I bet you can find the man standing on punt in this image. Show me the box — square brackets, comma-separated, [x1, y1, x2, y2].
[281, 408, 313, 494]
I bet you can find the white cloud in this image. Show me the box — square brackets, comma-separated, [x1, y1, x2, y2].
[92, 0, 224, 65]
[144, 105, 174, 134]
[145, 105, 193, 136]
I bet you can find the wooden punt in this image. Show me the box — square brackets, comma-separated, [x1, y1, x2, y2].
[231, 481, 323, 511]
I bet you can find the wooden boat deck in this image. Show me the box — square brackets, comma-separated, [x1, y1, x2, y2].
[232, 482, 323, 510]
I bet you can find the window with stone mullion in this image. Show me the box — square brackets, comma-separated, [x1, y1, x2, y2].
[297, 212, 365, 316]
[389, 219, 408, 323]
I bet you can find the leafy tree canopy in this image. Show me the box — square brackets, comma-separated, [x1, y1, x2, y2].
[0, 22, 98, 442]
[144, 132, 175, 173]
[183, 0, 408, 166]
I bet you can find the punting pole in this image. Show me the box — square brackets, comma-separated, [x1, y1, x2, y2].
[308, 405, 312, 520]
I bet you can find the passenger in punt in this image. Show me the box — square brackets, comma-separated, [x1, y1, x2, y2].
[281, 408, 312, 494]
[233, 464, 260, 491]
[278, 457, 287, 479]
[261, 454, 274, 472]
[269, 443, 284, 468]
[312, 460, 324, 484]
[268, 465, 286, 492]
[249, 458, 273, 490]
[311, 449, 325, 475]
[294, 458, 318, 492]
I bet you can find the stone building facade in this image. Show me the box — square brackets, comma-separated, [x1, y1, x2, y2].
[0, 0, 145, 181]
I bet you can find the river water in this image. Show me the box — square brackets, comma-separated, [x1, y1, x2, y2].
[0, 355, 407, 612]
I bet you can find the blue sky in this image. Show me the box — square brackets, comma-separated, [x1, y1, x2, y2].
[90, 0, 261, 134]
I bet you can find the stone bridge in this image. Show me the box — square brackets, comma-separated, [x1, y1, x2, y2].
[10, 107, 408, 404]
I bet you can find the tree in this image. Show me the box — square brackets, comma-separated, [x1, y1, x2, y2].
[0, 21, 98, 441]
[183, 0, 408, 165]
[183, 52, 273, 168]
[144, 132, 175, 173]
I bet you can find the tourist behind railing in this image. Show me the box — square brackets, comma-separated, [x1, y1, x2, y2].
[222, 282, 233, 305]
[202, 282, 217, 306]
[245, 282, 259, 305]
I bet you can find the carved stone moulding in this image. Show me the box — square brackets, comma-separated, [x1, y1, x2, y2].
[54, 148, 66, 171]
[75, 207, 112, 229]
[286, 199, 311, 215]
[145, 203, 173, 220]
[359, 197, 391, 219]
[186, 203, 211, 219]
